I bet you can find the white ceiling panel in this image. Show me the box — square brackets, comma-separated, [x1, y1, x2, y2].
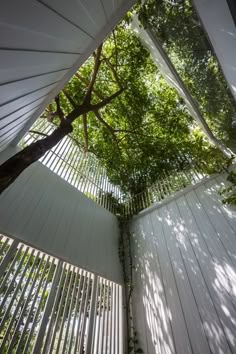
[0, 0, 135, 149]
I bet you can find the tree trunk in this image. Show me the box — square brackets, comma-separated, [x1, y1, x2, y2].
[0, 123, 73, 194]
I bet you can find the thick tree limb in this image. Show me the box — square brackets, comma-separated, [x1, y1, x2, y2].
[55, 95, 65, 123]
[66, 103, 91, 124]
[0, 123, 73, 194]
[83, 43, 103, 104]
[63, 89, 77, 108]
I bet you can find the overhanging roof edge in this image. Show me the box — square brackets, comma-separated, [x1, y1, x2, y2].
[11, 0, 136, 147]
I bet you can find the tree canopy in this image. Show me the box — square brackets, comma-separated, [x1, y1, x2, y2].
[0, 10, 229, 196]
[43, 18, 227, 195]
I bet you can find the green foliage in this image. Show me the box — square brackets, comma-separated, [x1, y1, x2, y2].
[137, 0, 236, 153]
[45, 15, 230, 197]
[220, 170, 236, 205]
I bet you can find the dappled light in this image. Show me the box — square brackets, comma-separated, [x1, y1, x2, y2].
[130, 176, 236, 353]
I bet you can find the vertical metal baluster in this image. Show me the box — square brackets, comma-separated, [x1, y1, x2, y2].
[111, 282, 116, 354]
[32, 260, 62, 354]
[86, 275, 98, 354]
[0, 237, 11, 255]
[98, 278, 107, 354]
[104, 280, 110, 353]
[115, 284, 119, 354]
[73, 270, 88, 354]
[67, 268, 84, 353]
[42, 262, 67, 353]
[14, 253, 47, 352]
[6, 251, 40, 353]
[0, 246, 29, 311]
[55, 265, 75, 353]
[0, 248, 35, 351]
[100, 279, 108, 354]
[78, 272, 92, 353]
[47, 264, 72, 353]
[22, 257, 55, 354]
[0, 240, 19, 279]
[61, 267, 80, 354]
[93, 277, 102, 353]
[118, 285, 123, 354]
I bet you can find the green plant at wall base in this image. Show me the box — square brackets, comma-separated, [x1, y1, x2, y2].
[118, 218, 144, 354]
[220, 170, 236, 205]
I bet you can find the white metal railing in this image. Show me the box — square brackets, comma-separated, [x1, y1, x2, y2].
[19, 119, 209, 217]
[0, 234, 123, 354]
[123, 164, 206, 217]
[20, 119, 125, 214]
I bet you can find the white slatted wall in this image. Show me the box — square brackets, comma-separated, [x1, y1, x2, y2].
[130, 174, 236, 354]
[0, 147, 123, 284]
[0, 235, 123, 353]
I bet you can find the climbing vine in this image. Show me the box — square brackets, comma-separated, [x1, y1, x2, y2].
[118, 218, 144, 354]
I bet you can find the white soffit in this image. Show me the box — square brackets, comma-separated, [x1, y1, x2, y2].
[131, 15, 201, 125]
[0, 0, 135, 152]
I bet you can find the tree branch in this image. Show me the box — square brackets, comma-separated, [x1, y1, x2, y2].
[95, 111, 120, 152]
[94, 111, 114, 134]
[62, 89, 77, 108]
[55, 95, 65, 123]
[91, 87, 124, 111]
[75, 73, 105, 101]
[83, 43, 103, 104]
[103, 56, 122, 88]
[29, 130, 48, 137]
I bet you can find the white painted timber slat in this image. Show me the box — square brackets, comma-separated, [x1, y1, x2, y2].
[165, 202, 212, 354]
[0, 157, 122, 284]
[185, 190, 236, 306]
[0, 0, 135, 149]
[196, 184, 236, 267]
[0, 236, 124, 353]
[176, 195, 232, 354]
[130, 174, 236, 353]
[0, 81, 58, 120]
[151, 211, 192, 354]
[135, 215, 170, 354]
[0, 70, 67, 106]
[42, 0, 106, 37]
[0, 51, 77, 85]
[208, 176, 236, 231]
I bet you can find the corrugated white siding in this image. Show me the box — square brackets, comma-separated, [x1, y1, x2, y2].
[0, 147, 123, 284]
[130, 175, 236, 353]
[0, 0, 135, 151]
